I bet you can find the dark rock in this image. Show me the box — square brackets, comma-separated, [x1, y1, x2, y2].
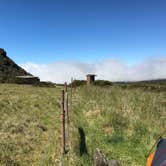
[0, 48, 32, 83]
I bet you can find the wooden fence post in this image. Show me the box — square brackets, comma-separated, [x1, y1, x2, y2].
[70, 81, 73, 105]
[66, 92, 69, 123]
[61, 90, 65, 154]
[65, 82, 67, 92]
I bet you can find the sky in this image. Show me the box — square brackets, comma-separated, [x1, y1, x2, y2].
[0, 0, 166, 82]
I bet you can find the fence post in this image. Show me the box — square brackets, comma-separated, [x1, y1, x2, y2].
[61, 90, 65, 154]
[65, 82, 67, 92]
[70, 81, 73, 106]
[66, 92, 69, 123]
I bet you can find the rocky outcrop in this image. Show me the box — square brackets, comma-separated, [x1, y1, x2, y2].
[0, 48, 31, 83]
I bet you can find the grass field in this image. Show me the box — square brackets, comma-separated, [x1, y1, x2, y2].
[0, 84, 62, 166]
[0, 84, 166, 166]
[67, 85, 166, 166]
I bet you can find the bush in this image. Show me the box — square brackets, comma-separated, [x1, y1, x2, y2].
[94, 80, 112, 86]
[69, 79, 113, 87]
[70, 80, 86, 87]
[33, 81, 56, 87]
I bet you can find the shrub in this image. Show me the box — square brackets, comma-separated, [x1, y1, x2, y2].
[70, 80, 86, 87]
[94, 80, 112, 86]
[34, 81, 56, 87]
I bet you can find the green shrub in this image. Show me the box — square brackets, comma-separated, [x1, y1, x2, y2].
[70, 80, 86, 87]
[33, 81, 56, 87]
[94, 80, 112, 86]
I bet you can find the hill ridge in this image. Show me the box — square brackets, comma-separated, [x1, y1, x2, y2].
[0, 48, 31, 83]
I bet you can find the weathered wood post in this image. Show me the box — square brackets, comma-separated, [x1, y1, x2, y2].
[64, 82, 69, 123]
[66, 92, 69, 123]
[61, 90, 65, 154]
[65, 82, 67, 92]
[70, 78, 73, 106]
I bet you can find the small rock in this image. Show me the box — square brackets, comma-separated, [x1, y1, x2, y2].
[93, 148, 108, 166]
[108, 160, 120, 166]
[93, 148, 120, 166]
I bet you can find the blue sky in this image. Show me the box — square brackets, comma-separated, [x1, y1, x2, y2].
[0, 0, 166, 65]
[1, 0, 166, 82]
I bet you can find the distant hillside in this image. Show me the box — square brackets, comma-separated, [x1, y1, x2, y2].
[113, 79, 166, 92]
[114, 79, 166, 85]
[138, 79, 166, 84]
[0, 48, 31, 83]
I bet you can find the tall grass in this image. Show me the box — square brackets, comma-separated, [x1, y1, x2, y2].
[0, 84, 165, 165]
[0, 84, 61, 166]
[68, 85, 166, 166]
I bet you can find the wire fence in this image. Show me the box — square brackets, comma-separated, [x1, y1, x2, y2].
[59, 82, 74, 166]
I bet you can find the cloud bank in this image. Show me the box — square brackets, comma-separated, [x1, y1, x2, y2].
[21, 57, 166, 83]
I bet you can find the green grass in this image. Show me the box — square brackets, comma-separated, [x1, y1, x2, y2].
[67, 85, 166, 166]
[0, 84, 165, 165]
[0, 84, 62, 166]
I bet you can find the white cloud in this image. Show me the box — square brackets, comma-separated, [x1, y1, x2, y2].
[21, 57, 166, 83]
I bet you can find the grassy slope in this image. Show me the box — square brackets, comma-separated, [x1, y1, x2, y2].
[0, 84, 61, 166]
[68, 86, 166, 166]
[0, 84, 165, 166]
